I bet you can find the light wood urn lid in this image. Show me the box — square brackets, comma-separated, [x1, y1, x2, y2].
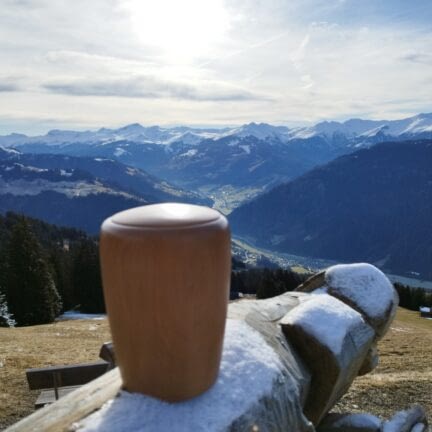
[109, 203, 224, 229]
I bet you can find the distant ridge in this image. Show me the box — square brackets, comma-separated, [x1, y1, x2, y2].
[1, 113, 431, 147]
[0, 148, 210, 233]
[229, 139, 432, 279]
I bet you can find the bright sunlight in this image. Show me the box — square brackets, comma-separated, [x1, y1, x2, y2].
[124, 0, 230, 61]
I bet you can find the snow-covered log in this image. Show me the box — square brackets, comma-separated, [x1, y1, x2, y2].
[296, 263, 398, 339]
[280, 294, 375, 425]
[78, 294, 318, 432]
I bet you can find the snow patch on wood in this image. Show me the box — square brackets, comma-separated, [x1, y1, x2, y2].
[78, 319, 284, 432]
[282, 294, 366, 355]
[325, 263, 395, 321]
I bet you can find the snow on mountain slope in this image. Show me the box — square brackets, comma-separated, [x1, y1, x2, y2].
[0, 145, 20, 155]
[219, 122, 290, 141]
[0, 125, 228, 147]
[0, 150, 213, 231]
[0, 177, 136, 199]
[0, 160, 150, 233]
[289, 113, 432, 140]
[0, 148, 211, 206]
[1, 114, 431, 149]
[0, 162, 142, 200]
[0, 122, 289, 147]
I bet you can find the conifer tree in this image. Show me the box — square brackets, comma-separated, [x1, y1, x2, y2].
[4, 218, 62, 326]
[49, 245, 74, 311]
[72, 239, 105, 313]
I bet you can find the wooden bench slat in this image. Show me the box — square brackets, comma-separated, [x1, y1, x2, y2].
[35, 386, 82, 408]
[26, 361, 109, 390]
[99, 342, 115, 369]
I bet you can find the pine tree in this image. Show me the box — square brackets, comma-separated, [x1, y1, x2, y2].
[4, 218, 62, 326]
[48, 245, 74, 311]
[72, 239, 105, 313]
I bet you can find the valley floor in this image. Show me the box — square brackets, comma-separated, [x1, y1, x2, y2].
[0, 308, 431, 430]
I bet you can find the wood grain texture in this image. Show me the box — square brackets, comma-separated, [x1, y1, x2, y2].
[100, 205, 231, 402]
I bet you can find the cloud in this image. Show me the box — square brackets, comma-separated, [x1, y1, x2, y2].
[44, 50, 157, 70]
[300, 74, 314, 90]
[42, 75, 267, 102]
[2, 0, 42, 7]
[310, 21, 339, 30]
[291, 34, 310, 69]
[0, 82, 20, 92]
[400, 52, 432, 65]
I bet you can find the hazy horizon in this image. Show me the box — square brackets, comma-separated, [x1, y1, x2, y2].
[3, 111, 432, 138]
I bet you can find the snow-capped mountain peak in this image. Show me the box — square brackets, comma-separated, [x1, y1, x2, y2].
[117, 123, 146, 132]
[288, 113, 432, 141]
[0, 113, 431, 148]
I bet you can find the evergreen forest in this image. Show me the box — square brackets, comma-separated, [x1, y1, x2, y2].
[0, 212, 104, 326]
[0, 212, 430, 327]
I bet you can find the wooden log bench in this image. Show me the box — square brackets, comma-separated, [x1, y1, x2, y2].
[25, 342, 115, 409]
[26, 361, 110, 408]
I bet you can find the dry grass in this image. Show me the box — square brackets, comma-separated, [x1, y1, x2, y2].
[0, 308, 431, 430]
[0, 319, 111, 430]
[335, 308, 432, 420]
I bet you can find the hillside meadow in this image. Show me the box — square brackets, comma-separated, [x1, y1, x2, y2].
[0, 308, 431, 430]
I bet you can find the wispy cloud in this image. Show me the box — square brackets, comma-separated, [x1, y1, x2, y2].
[400, 52, 432, 65]
[0, 77, 20, 92]
[2, 0, 41, 8]
[198, 31, 291, 69]
[44, 50, 158, 70]
[0, 83, 19, 92]
[300, 74, 314, 90]
[43, 76, 267, 102]
[291, 34, 310, 70]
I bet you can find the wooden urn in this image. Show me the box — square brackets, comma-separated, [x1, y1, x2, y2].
[100, 203, 231, 402]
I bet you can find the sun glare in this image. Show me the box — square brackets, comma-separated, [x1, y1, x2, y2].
[125, 0, 230, 60]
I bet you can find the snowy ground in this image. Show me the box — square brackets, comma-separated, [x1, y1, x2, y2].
[57, 311, 106, 321]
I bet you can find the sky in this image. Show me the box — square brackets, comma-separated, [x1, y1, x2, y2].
[0, 0, 431, 135]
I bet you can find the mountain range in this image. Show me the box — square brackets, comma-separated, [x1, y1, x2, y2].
[0, 147, 209, 233]
[1, 115, 432, 280]
[2, 113, 432, 147]
[2, 113, 431, 211]
[229, 139, 432, 279]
